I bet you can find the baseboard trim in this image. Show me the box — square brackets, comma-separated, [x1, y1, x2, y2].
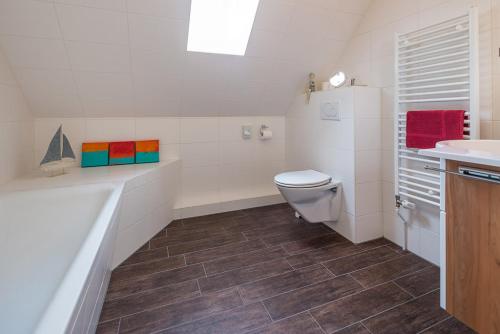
[174, 193, 285, 219]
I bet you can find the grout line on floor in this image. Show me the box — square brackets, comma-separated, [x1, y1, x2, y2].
[204, 260, 334, 294]
[361, 321, 374, 334]
[112, 255, 304, 301]
[115, 247, 170, 268]
[416, 315, 453, 334]
[254, 275, 339, 306]
[110, 250, 428, 307]
[164, 236, 258, 258]
[100, 287, 203, 324]
[343, 244, 402, 264]
[304, 277, 425, 323]
[200, 246, 286, 275]
[389, 265, 435, 283]
[195, 278, 202, 294]
[116, 318, 121, 334]
[146, 290, 248, 334]
[260, 300, 275, 322]
[356, 288, 442, 327]
[105, 271, 205, 302]
[336, 252, 412, 277]
[347, 273, 367, 289]
[392, 279, 417, 298]
[176, 239, 260, 260]
[279, 244, 292, 255]
[320, 262, 337, 278]
[289, 242, 388, 269]
[308, 310, 328, 334]
[201, 263, 297, 296]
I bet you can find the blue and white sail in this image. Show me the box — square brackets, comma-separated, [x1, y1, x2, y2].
[40, 125, 76, 175]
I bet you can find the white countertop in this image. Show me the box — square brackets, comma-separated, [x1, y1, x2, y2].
[0, 159, 179, 193]
[419, 140, 500, 167]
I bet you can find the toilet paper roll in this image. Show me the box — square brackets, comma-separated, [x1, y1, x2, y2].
[260, 128, 273, 140]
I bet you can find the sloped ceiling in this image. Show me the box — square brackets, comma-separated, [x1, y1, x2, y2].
[0, 0, 371, 117]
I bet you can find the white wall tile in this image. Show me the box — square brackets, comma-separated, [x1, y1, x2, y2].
[355, 118, 381, 150]
[132, 73, 181, 116]
[356, 150, 382, 183]
[180, 117, 219, 143]
[220, 141, 257, 165]
[0, 50, 16, 85]
[0, 84, 31, 122]
[382, 149, 395, 182]
[130, 48, 186, 77]
[56, 4, 128, 44]
[54, 0, 126, 11]
[0, 36, 70, 70]
[257, 139, 286, 162]
[355, 181, 382, 216]
[135, 117, 179, 143]
[0, 51, 34, 186]
[66, 41, 130, 73]
[0, 0, 61, 39]
[85, 118, 135, 141]
[355, 212, 384, 242]
[219, 163, 257, 201]
[253, 0, 294, 33]
[0, 0, 368, 119]
[418, 228, 440, 265]
[126, 0, 190, 19]
[128, 14, 188, 51]
[329, 0, 372, 14]
[160, 143, 180, 160]
[16, 68, 83, 117]
[180, 142, 219, 167]
[219, 117, 255, 142]
[381, 117, 394, 150]
[75, 71, 134, 116]
[327, 12, 364, 41]
[181, 165, 220, 207]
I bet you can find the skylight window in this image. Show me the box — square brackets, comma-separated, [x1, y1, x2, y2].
[187, 0, 260, 56]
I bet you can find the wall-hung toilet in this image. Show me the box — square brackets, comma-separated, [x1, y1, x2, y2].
[274, 170, 342, 223]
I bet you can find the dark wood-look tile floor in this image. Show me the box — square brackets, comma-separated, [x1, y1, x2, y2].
[97, 204, 475, 334]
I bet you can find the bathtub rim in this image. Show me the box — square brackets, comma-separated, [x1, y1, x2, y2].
[33, 182, 124, 334]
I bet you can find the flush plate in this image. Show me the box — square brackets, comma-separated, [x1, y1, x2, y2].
[242, 125, 252, 139]
[320, 101, 341, 121]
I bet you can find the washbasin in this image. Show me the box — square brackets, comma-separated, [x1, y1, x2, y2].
[436, 140, 500, 156]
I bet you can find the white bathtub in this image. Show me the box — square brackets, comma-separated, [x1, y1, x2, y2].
[0, 183, 123, 334]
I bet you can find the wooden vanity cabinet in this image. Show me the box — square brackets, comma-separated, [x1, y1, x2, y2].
[445, 160, 500, 333]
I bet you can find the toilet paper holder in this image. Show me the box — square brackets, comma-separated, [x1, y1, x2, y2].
[260, 125, 272, 140]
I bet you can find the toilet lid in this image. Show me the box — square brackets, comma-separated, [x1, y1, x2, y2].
[274, 170, 332, 188]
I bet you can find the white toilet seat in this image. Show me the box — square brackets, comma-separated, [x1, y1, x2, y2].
[274, 169, 342, 223]
[274, 170, 331, 188]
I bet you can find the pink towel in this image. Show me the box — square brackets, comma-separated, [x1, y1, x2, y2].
[406, 110, 465, 149]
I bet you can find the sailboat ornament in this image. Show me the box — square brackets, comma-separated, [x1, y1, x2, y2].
[39, 125, 76, 176]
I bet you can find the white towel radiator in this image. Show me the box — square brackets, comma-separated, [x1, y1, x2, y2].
[394, 8, 479, 209]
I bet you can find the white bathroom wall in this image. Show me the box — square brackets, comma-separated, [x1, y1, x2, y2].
[0, 48, 33, 185]
[0, 0, 370, 119]
[286, 87, 382, 243]
[329, 0, 496, 265]
[492, 0, 500, 135]
[34, 116, 286, 216]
